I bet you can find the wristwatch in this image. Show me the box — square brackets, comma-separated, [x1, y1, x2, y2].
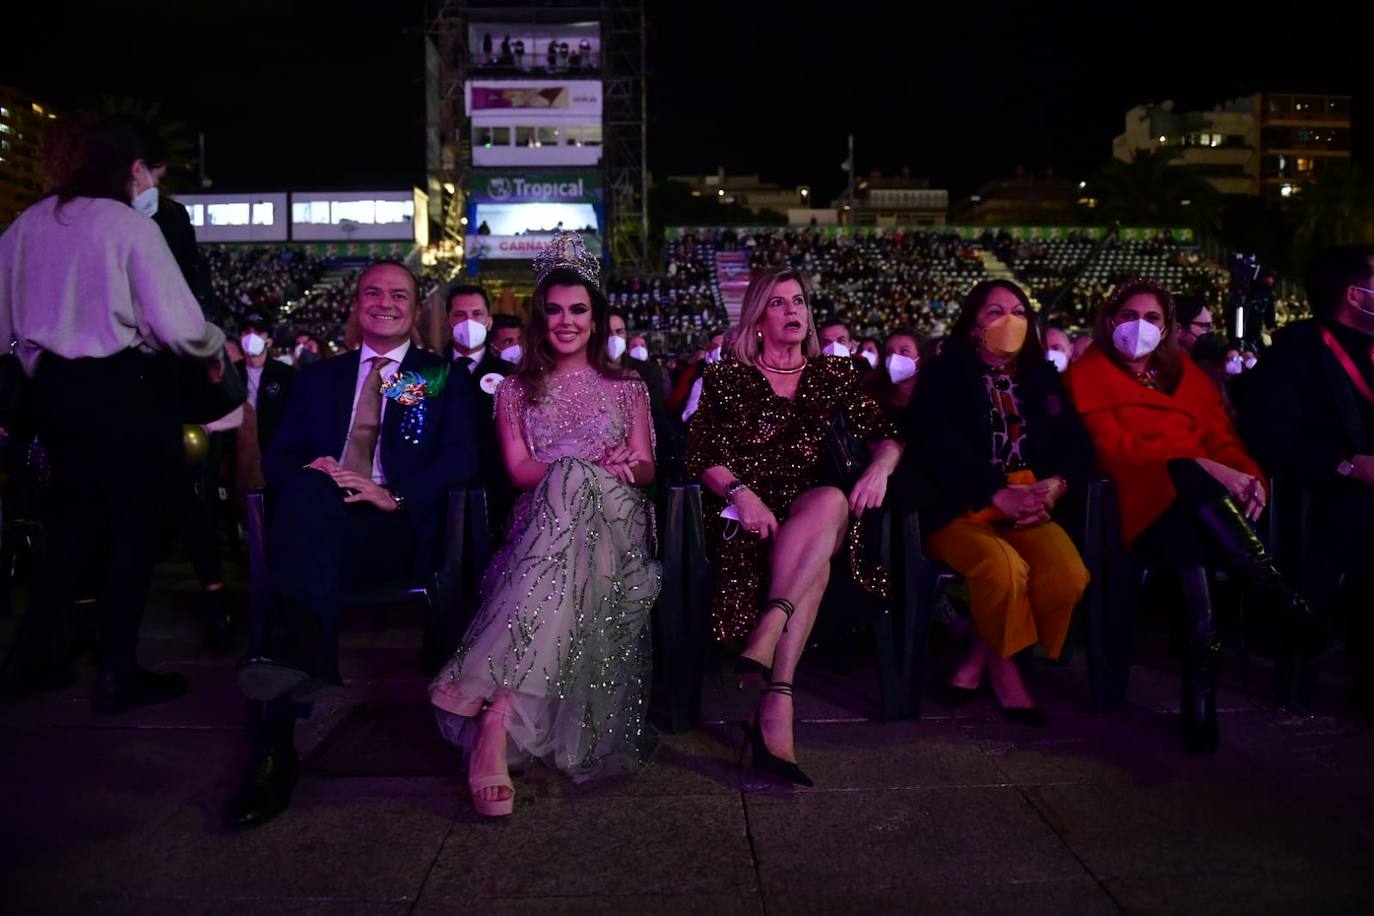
[1337, 459, 1356, 478]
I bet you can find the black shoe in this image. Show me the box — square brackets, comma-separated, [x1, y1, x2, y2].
[91, 666, 189, 715]
[200, 588, 234, 653]
[1177, 567, 1220, 756]
[236, 657, 310, 701]
[742, 682, 813, 787]
[998, 705, 1048, 728]
[225, 745, 299, 829]
[1195, 497, 1329, 655]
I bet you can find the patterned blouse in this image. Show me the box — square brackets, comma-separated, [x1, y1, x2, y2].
[983, 369, 1030, 475]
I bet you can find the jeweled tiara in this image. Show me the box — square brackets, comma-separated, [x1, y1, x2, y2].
[532, 231, 602, 287]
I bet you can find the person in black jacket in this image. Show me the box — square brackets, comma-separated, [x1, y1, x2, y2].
[228, 262, 479, 828]
[443, 285, 518, 533]
[1245, 245, 1374, 717]
[908, 280, 1095, 725]
[234, 311, 295, 487]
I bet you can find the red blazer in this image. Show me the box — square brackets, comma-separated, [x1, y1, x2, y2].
[1065, 344, 1262, 546]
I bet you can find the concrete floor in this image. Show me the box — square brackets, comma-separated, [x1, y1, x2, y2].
[2, 560, 1372, 915]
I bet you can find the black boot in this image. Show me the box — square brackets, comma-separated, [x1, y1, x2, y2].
[1177, 567, 1219, 755]
[226, 717, 299, 829]
[1195, 497, 1327, 655]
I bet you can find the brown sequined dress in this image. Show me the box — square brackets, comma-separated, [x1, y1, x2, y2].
[686, 356, 899, 641]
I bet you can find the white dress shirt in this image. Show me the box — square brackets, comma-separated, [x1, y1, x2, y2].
[246, 365, 264, 408]
[452, 346, 483, 373]
[342, 340, 411, 483]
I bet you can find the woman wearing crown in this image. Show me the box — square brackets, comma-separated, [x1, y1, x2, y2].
[429, 233, 661, 817]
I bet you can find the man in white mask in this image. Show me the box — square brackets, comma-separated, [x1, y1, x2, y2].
[609, 309, 668, 446]
[818, 319, 872, 377]
[446, 284, 496, 375]
[490, 314, 523, 366]
[1045, 326, 1073, 373]
[235, 312, 296, 478]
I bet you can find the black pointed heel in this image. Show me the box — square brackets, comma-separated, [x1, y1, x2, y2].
[733, 599, 796, 683]
[744, 681, 814, 787]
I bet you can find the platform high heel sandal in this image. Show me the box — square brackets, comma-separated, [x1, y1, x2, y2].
[734, 598, 795, 685]
[743, 681, 814, 788]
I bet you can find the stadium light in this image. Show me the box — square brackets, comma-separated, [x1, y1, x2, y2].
[1078, 180, 1087, 189]
[717, 189, 725, 198]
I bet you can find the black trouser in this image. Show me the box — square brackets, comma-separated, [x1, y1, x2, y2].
[13, 350, 180, 677]
[1135, 459, 1230, 568]
[264, 468, 417, 686]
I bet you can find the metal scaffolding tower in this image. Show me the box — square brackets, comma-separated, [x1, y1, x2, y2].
[424, 0, 648, 270]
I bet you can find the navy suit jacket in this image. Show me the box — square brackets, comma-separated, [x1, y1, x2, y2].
[264, 346, 480, 573]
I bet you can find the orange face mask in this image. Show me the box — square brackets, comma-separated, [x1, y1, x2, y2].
[982, 314, 1028, 359]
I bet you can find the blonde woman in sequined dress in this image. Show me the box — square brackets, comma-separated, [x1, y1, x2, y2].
[687, 268, 904, 786]
[429, 252, 660, 817]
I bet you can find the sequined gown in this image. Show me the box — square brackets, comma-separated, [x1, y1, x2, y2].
[430, 368, 660, 781]
[686, 356, 898, 642]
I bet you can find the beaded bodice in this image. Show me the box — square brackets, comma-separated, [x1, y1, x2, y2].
[498, 368, 648, 464]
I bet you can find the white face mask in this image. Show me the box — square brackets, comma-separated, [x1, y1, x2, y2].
[293, 343, 305, 359]
[1047, 350, 1070, 373]
[132, 185, 159, 218]
[275, 354, 294, 366]
[499, 343, 522, 364]
[1112, 319, 1162, 360]
[629, 345, 649, 362]
[607, 335, 628, 361]
[704, 346, 722, 364]
[860, 349, 879, 369]
[1225, 357, 1244, 376]
[822, 340, 851, 358]
[1243, 355, 1257, 370]
[451, 319, 487, 351]
[885, 353, 917, 384]
[240, 333, 267, 358]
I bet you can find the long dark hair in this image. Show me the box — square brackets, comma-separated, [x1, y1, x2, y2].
[1093, 277, 1184, 393]
[514, 267, 626, 402]
[948, 279, 1045, 374]
[45, 117, 166, 209]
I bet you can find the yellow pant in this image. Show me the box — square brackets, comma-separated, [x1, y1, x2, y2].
[925, 517, 1089, 659]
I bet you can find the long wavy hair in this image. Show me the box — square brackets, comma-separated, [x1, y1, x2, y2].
[1092, 277, 1183, 393]
[514, 267, 625, 402]
[948, 279, 1045, 374]
[731, 268, 821, 366]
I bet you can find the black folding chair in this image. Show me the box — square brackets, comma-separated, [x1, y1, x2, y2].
[244, 487, 490, 672]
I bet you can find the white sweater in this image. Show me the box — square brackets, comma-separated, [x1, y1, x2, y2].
[0, 196, 224, 375]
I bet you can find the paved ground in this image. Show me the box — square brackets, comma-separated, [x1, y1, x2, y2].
[2, 558, 1372, 915]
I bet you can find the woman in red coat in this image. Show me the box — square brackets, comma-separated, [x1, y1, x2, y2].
[1066, 278, 1319, 755]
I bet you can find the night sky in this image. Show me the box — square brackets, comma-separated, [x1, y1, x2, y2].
[6, 0, 1371, 200]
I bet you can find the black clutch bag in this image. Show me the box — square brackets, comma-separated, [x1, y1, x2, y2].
[819, 405, 870, 491]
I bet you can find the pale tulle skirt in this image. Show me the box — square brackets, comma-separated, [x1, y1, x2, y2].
[429, 457, 660, 781]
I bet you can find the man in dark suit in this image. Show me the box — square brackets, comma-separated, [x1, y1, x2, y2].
[608, 308, 670, 454]
[227, 262, 479, 827]
[236, 312, 295, 466]
[445, 285, 518, 533]
[1246, 245, 1374, 717]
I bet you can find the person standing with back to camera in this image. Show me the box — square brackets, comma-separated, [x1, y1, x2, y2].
[0, 117, 226, 710]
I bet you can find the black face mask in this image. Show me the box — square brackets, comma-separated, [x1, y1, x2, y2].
[1190, 332, 1224, 360]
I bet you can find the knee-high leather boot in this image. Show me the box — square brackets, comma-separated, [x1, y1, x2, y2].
[1195, 496, 1327, 655]
[1177, 566, 1219, 755]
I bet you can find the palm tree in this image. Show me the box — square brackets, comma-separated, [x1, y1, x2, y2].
[1289, 161, 1374, 265]
[1085, 149, 1220, 230]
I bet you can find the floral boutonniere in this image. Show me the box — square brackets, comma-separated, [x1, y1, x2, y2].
[380, 364, 449, 444]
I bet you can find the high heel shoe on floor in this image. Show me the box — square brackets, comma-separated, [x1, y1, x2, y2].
[469, 774, 515, 817]
[733, 599, 796, 685]
[741, 681, 814, 788]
